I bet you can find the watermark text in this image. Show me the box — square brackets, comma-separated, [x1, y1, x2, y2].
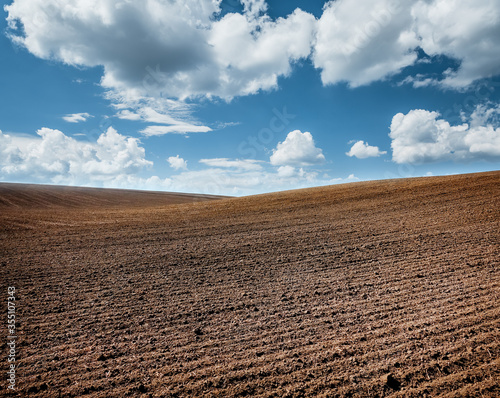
[7, 287, 17, 391]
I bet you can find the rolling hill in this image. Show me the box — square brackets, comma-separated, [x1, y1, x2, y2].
[0, 171, 499, 397]
[0, 183, 228, 209]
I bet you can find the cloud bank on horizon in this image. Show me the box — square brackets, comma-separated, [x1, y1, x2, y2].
[1, 0, 500, 194]
[0, 127, 329, 195]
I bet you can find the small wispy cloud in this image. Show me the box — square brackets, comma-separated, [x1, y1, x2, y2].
[116, 110, 142, 121]
[199, 158, 263, 171]
[62, 112, 93, 123]
[111, 97, 213, 136]
[141, 124, 212, 136]
[214, 121, 242, 129]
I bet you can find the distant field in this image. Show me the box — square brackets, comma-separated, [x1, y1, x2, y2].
[0, 183, 228, 209]
[1, 171, 499, 397]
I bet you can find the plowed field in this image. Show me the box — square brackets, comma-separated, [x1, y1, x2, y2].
[1, 172, 499, 397]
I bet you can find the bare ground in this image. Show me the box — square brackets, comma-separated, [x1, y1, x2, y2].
[0, 171, 499, 397]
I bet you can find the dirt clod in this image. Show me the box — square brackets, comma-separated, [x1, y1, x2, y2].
[383, 373, 401, 391]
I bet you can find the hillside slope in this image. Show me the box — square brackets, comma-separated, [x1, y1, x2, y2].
[1, 171, 499, 397]
[0, 182, 228, 209]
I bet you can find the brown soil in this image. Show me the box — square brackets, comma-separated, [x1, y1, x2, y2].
[1, 171, 499, 397]
[0, 183, 228, 209]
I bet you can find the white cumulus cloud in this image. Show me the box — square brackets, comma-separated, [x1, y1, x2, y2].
[313, 0, 418, 87]
[277, 165, 297, 178]
[346, 140, 387, 159]
[5, 0, 315, 101]
[270, 130, 326, 167]
[389, 106, 500, 164]
[5, 0, 500, 114]
[0, 127, 341, 195]
[0, 127, 152, 185]
[167, 155, 188, 170]
[209, 7, 316, 98]
[411, 0, 500, 88]
[312, 0, 500, 88]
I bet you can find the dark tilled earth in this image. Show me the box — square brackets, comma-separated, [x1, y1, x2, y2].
[0, 172, 499, 397]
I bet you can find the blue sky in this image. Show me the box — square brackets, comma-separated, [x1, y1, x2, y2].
[1, 0, 499, 195]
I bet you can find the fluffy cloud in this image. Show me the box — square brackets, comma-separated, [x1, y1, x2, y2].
[346, 140, 387, 159]
[209, 8, 316, 98]
[167, 155, 188, 170]
[276, 165, 321, 182]
[270, 130, 326, 167]
[0, 127, 152, 185]
[5, 0, 315, 101]
[313, 0, 500, 88]
[313, 0, 418, 87]
[277, 165, 297, 178]
[389, 106, 500, 164]
[411, 0, 500, 88]
[6, 0, 217, 98]
[62, 113, 93, 123]
[0, 127, 346, 195]
[5, 0, 500, 111]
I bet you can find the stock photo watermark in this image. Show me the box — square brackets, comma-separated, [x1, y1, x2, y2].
[6, 287, 17, 391]
[238, 107, 296, 159]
